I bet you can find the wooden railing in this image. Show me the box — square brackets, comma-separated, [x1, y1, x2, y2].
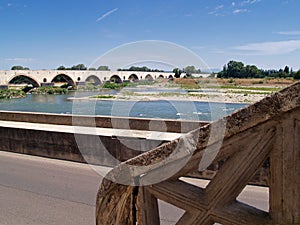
[96, 82, 300, 225]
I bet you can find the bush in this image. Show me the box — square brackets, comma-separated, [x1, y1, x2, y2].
[30, 86, 68, 95]
[0, 89, 26, 99]
[102, 82, 130, 89]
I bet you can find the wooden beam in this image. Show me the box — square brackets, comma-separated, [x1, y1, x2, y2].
[212, 201, 271, 225]
[205, 126, 275, 208]
[270, 116, 300, 224]
[137, 187, 160, 225]
[172, 120, 277, 181]
[147, 180, 207, 212]
[175, 212, 201, 225]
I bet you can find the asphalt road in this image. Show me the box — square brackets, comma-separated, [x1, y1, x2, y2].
[0, 151, 268, 225]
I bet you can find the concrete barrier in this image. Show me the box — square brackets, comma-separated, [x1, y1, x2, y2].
[0, 122, 173, 167]
[0, 110, 207, 133]
[0, 111, 193, 166]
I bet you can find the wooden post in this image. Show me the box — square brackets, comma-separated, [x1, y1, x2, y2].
[137, 187, 160, 225]
[270, 116, 300, 224]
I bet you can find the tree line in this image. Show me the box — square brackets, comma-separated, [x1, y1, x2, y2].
[117, 66, 164, 72]
[217, 60, 300, 79]
[56, 64, 110, 71]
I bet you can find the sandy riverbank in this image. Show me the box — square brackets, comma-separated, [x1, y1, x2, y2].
[69, 78, 291, 104]
[68, 90, 268, 104]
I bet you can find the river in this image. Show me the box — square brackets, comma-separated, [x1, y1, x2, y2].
[0, 89, 247, 121]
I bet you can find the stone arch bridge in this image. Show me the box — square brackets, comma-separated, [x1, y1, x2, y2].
[0, 70, 175, 88]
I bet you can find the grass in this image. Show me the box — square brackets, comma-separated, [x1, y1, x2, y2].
[136, 80, 156, 86]
[188, 93, 207, 98]
[225, 90, 273, 95]
[207, 85, 281, 92]
[91, 95, 115, 99]
[120, 92, 185, 97]
[102, 82, 130, 89]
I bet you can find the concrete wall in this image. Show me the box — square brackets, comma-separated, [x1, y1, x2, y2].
[0, 111, 206, 167]
[0, 111, 207, 133]
[0, 125, 166, 167]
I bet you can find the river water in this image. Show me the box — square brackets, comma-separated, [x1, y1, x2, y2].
[0, 89, 247, 121]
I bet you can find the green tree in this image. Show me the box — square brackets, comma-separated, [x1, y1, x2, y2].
[173, 68, 182, 78]
[184, 66, 201, 75]
[294, 70, 300, 80]
[245, 65, 260, 78]
[97, 66, 110, 71]
[88, 68, 96, 71]
[284, 66, 290, 74]
[117, 66, 163, 72]
[71, 64, 87, 70]
[11, 65, 29, 70]
[57, 66, 66, 70]
[227, 60, 245, 78]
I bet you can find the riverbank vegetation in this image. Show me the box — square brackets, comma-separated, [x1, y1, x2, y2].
[0, 89, 26, 99]
[101, 80, 155, 89]
[90, 95, 115, 99]
[29, 86, 68, 95]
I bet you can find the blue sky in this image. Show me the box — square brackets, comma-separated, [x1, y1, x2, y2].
[0, 0, 299, 71]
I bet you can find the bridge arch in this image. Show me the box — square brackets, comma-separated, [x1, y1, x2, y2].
[128, 74, 139, 82]
[158, 74, 164, 79]
[145, 74, 154, 81]
[168, 75, 174, 80]
[110, 75, 122, 83]
[8, 75, 40, 87]
[85, 75, 102, 85]
[51, 74, 75, 86]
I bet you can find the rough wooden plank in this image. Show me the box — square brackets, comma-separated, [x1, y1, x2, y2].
[147, 180, 207, 212]
[137, 187, 160, 225]
[205, 126, 275, 208]
[212, 201, 271, 225]
[269, 121, 284, 223]
[175, 212, 200, 225]
[292, 119, 300, 224]
[96, 179, 136, 225]
[270, 116, 300, 224]
[188, 213, 215, 225]
[172, 121, 276, 180]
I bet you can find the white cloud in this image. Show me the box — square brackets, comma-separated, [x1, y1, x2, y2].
[215, 5, 224, 10]
[208, 5, 224, 16]
[5, 58, 34, 62]
[233, 8, 249, 14]
[232, 2, 236, 6]
[277, 31, 300, 35]
[241, 0, 261, 5]
[234, 40, 300, 55]
[96, 8, 119, 22]
[7, 3, 12, 7]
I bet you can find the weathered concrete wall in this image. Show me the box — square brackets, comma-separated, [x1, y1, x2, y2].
[0, 111, 203, 166]
[0, 111, 206, 133]
[0, 126, 165, 167]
